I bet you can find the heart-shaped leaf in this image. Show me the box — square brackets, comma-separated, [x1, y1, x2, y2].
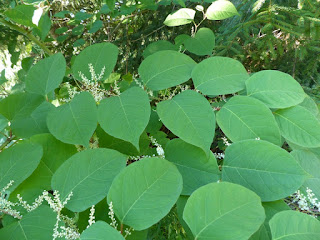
[142, 40, 178, 58]
[184, 28, 215, 56]
[157, 90, 215, 155]
[108, 157, 183, 230]
[52, 148, 126, 212]
[222, 140, 307, 201]
[72, 42, 118, 81]
[25, 53, 66, 96]
[164, 8, 195, 27]
[98, 87, 151, 151]
[192, 57, 249, 95]
[246, 70, 306, 108]
[47, 92, 98, 147]
[216, 95, 282, 146]
[139, 50, 196, 91]
[183, 182, 265, 240]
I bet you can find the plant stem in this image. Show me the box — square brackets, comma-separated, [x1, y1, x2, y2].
[120, 223, 124, 235]
[0, 130, 12, 152]
[0, 17, 53, 56]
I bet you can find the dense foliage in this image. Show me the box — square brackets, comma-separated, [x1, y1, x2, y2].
[0, 0, 320, 239]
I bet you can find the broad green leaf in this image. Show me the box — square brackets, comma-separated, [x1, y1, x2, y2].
[5, 5, 37, 27]
[47, 92, 98, 147]
[206, 0, 239, 20]
[250, 200, 290, 240]
[0, 141, 42, 191]
[165, 139, 220, 195]
[108, 157, 183, 230]
[183, 182, 265, 240]
[274, 105, 320, 148]
[138, 50, 196, 90]
[11, 101, 55, 138]
[157, 90, 215, 155]
[164, 8, 195, 27]
[269, 210, 320, 240]
[25, 53, 66, 96]
[0, 114, 8, 131]
[98, 87, 151, 151]
[191, 57, 249, 95]
[0, 69, 7, 85]
[0, 92, 44, 121]
[72, 42, 118, 81]
[145, 110, 162, 134]
[10, 134, 77, 202]
[52, 148, 126, 212]
[291, 150, 320, 199]
[246, 70, 306, 108]
[184, 28, 215, 56]
[33, 12, 52, 40]
[72, 25, 85, 35]
[75, 12, 92, 21]
[216, 96, 281, 145]
[0, 206, 56, 240]
[222, 140, 307, 201]
[80, 221, 125, 240]
[142, 40, 178, 58]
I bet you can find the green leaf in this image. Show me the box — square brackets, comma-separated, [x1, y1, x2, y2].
[222, 140, 307, 201]
[269, 211, 320, 240]
[191, 57, 249, 95]
[52, 148, 126, 212]
[164, 8, 195, 27]
[183, 182, 265, 240]
[98, 87, 151, 151]
[246, 70, 306, 108]
[139, 50, 196, 91]
[10, 133, 77, 203]
[0, 92, 44, 121]
[274, 105, 320, 148]
[0, 141, 42, 191]
[75, 12, 93, 21]
[47, 92, 98, 147]
[72, 24, 85, 35]
[80, 221, 125, 240]
[0, 114, 8, 132]
[176, 196, 193, 240]
[108, 157, 183, 230]
[73, 38, 86, 47]
[157, 90, 215, 155]
[34, 12, 52, 40]
[142, 40, 178, 58]
[0, 206, 56, 240]
[216, 96, 282, 146]
[206, 0, 239, 20]
[291, 150, 320, 199]
[11, 101, 55, 138]
[5, 5, 37, 27]
[0, 69, 7, 85]
[25, 53, 66, 96]
[88, 20, 103, 33]
[72, 42, 118, 81]
[299, 95, 319, 116]
[165, 138, 220, 195]
[250, 200, 290, 240]
[55, 26, 68, 34]
[184, 28, 215, 56]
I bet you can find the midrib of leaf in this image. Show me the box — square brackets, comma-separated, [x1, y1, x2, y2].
[68, 104, 86, 145]
[195, 200, 256, 239]
[274, 111, 320, 143]
[121, 169, 170, 222]
[196, 73, 247, 89]
[274, 232, 320, 240]
[145, 63, 190, 86]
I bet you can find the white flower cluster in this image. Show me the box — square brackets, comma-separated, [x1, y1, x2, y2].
[290, 188, 320, 217]
[134, 76, 153, 97]
[149, 135, 165, 157]
[108, 201, 118, 229]
[87, 205, 96, 228]
[0, 180, 21, 219]
[213, 152, 225, 159]
[221, 137, 231, 147]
